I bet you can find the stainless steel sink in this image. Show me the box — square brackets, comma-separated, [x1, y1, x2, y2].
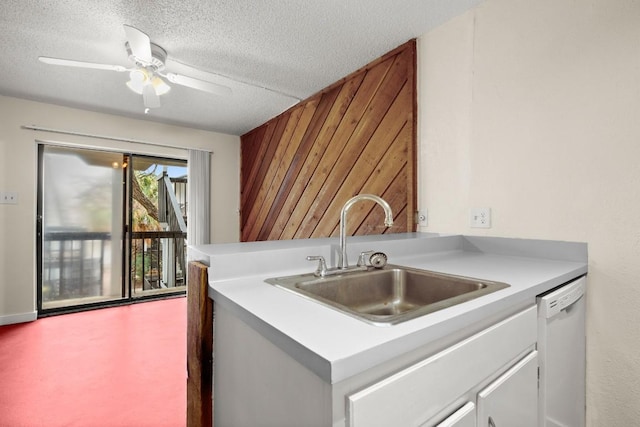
[265, 265, 510, 326]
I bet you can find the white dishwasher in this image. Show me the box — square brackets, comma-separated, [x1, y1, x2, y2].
[537, 275, 586, 427]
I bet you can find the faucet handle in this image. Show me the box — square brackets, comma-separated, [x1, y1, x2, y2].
[307, 255, 328, 277]
[357, 250, 375, 267]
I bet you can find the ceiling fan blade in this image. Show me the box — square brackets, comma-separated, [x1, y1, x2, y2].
[123, 24, 152, 63]
[165, 72, 232, 96]
[142, 84, 161, 109]
[38, 56, 128, 72]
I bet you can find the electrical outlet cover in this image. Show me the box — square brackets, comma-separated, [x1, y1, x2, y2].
[1, 192, 19, 205]
[470, 207, 491, 228]
[418, 210, 428, 226]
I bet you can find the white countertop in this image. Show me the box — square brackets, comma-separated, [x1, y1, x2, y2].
[189, 234, 587, 384]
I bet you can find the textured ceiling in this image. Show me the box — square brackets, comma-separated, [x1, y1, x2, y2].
[0, 0, 484, 136]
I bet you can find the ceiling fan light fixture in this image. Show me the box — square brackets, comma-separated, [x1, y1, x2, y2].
[152, 76, 170, 95]
[126, 69, 170, 96]
[126, 79, 144, 94]
[130, 68, 147, 82]
[126, 69, 148, 94]
[39, 24, 232, 112]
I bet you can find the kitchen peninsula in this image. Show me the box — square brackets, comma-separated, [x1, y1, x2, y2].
[189, 233, 587, 426]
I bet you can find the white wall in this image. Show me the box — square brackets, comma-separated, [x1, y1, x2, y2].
[0, 95, 240, 325]
[417, 0, 640, 424]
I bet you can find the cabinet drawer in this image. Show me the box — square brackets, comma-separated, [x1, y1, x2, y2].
[347, 306, 537, 427]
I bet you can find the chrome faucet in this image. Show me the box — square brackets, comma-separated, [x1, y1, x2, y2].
[338, 194, 393, 269]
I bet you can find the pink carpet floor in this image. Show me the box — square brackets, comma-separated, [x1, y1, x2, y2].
[0, 297, 187, 427]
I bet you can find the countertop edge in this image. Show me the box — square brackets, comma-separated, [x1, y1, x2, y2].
[196, 234, 588, 384]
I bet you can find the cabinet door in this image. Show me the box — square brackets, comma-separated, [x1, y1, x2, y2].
[477, 351, 538, 427]
[347, 307, 537, 427]
[432, 402, 476, 427]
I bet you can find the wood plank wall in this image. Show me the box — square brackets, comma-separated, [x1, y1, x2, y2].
[240, 40, 416, 241]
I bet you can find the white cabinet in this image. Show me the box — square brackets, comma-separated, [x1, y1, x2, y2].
[215, 304, 539, 427]
[477, 351, 538, 427]
[347, 306, 537, 427]
[433, 351, 538, 427]
[434, 402, 476, 427]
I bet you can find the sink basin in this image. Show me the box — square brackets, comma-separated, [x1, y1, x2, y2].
[265, 265, 510, 326]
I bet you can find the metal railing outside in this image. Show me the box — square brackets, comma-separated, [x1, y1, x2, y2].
[130, 230, 187, 292]
[42, 231, 110, 302]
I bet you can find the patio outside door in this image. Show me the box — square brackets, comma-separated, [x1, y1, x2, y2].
[37, 145, 126, 311]
[37, 145, 188, 314]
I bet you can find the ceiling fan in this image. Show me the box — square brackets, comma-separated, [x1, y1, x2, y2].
[38, 24, 232, 111]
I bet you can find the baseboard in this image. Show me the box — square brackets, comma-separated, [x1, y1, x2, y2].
[0, 311, 38, 326]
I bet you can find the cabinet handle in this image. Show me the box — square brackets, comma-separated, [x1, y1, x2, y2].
[488, 416, 496, 427]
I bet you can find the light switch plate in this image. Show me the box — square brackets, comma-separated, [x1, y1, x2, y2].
[470, 207, 491, 228]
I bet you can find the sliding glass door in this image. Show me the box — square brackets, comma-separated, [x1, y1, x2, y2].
[37, 145, 187, 314]
[38, 145, 126, 310]
[127, 155, 188, 298]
